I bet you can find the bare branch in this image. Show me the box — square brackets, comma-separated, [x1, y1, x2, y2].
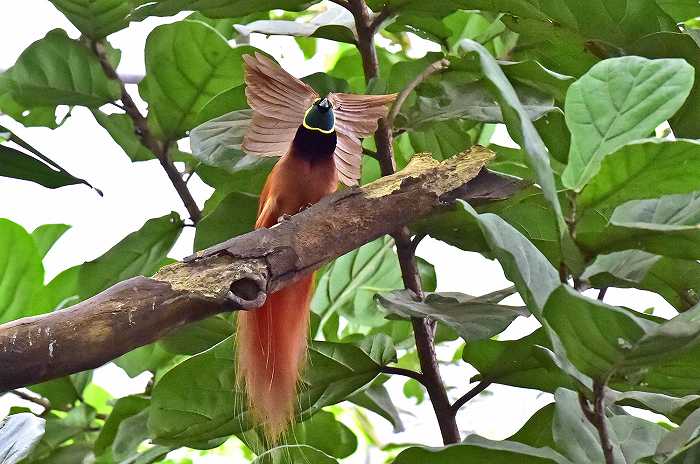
[0, 150, 524, 391]
[451, 381, 490, 413]
[8, 390, 51, 411]
[579, 382, 615, 464]
[386, 58, 450, 127]
[90, 41, 202, 224]
[379, 366, 425, 385]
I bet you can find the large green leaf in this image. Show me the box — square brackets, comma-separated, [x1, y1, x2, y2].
[347, 384, 404, 433]
[544, 285, 700, 381]
[311, 237, 403, 334]
[630, 32, 700, 139]
[0, 219, 47, 323]
[190, 109, 258, 172]
[577, 139, 700, 213]
[48, 0, 132, 38]
[0, 124, 96, 192]
[148, 335, 393, 445]
[562, 57, 694, 191]
[457, 40, 579, 270]
[94, 395, 150, 456]
[92, 111, 154, 162]
[579, 192, 700, 260]
[463, 328, 575, 393]
[507, 404, 556, 449]
[394, 435, 572, 463]
[552, 388, 623, 463]
[1, 29, 120, 107]
[44, 213, 181, 309]
[376, 290, 526, 342]
[140, 20, 256, 139]
[0, 413, 45, 464]
[31, 224, 70, 259]
[114, 342, 175, 377]
[583, 251, 700, 311]
[28, 371, 92, 411]
[194, 190, 258, 251]
[131, 0, 317, 21]
[250, 445, 338, 464]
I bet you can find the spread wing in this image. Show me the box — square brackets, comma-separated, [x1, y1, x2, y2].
[242, 53, 318, 157]
[327, 92, 397, 185]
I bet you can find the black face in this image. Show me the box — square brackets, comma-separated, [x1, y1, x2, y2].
[292, 124, 337, 162]
[303, 97, 335, 133]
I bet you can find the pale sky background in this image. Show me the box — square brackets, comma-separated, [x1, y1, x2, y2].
[0, 2, 676, 462]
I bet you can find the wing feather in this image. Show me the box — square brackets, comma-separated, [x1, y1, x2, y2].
[242, 53, 318, 157]
[327, 92, 397, 185]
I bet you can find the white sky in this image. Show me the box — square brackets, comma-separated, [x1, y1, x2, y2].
[0, 2, 677, 462]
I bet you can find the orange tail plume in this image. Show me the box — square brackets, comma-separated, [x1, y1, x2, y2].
[236, 275, 313, 440]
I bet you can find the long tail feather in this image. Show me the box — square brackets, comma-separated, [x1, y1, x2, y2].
[236, 275, 313, 440]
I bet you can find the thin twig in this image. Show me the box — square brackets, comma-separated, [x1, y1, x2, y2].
[379, 366, 426, 385]
[90, 40, 201, 224]
[369, 6, 393, 33]
[9, 389, 51, 411]
[451, 381, 490, 413]
[386, 58, 450, 127]
[579, 382, 615, 464]
[410, 234, 426, 254]
[597, 287, 608, 301]
[347, 0, 460, 445]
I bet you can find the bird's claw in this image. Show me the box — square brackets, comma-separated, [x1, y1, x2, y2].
[277, 213, 292, 223]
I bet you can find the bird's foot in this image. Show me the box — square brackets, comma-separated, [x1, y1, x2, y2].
[277, 213, 292, 223]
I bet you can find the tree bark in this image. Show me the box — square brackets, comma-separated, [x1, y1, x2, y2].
[0, 148, 523, 392]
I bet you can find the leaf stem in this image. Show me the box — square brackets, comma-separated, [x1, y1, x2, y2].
[347, 0, 460, 444]
[90, 40, 201, 224]
[379, 366, 426, 385]
[386, 58, 450, 127]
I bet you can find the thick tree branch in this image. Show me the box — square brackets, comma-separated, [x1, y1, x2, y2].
[348, 0, 461, 444]
[90, 41, 202, 224]
[0, 150, 523, 392]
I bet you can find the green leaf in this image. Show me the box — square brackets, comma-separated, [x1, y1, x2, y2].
[405, 120, 473, 161]
[580, 192, 700, 260]
[190, 109, 259, 172]
[656, 408, 700, 461]
[562, 57, 695, 191]
[194, 84, 248, 126]
[112, 408, 151, 461]
[0, 125, 97, 192]
[281, 411, 356, 459]
[1, 29, 120, 107]
[149, 335, 392, 445]
[457, 39, 579, 271]
[0, 413, 45, 464]
[376, 290, 527, 342]
[194, 191, 258, 251]
[544, 285, 700, 381]
[577, 139, 700, 214]
[583, 251, 700, 311]
[48, 0, 132, 38]
[463, 328, 575, 393]
[115, 342, 174, 377]
[348, 384, 404, 433]
[31, 224, 70, 259]
[234, 20, 356, 44]
[312, 237, 403, 334]
[394, 435, 572, 463]
[251, 445, 339, 464]
[0, 219, 47, 323]
[630, 32, 700, 139]
[159, 315, 232, 355]
[507, 404, 556, 449]
[92, 111, 154, 162]
[552, 388, 623, 463]
[140, 20, 257, 139]
[77, 212, 181, 300]
[131, 0, 318, 21]
[500, 61, 574, 102]
[28, 371, 92, 411]
[95, 395, 150, 455]
[610, 415, 668, 463]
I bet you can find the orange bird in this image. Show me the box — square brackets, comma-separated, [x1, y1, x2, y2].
[237, 53, 396, 439]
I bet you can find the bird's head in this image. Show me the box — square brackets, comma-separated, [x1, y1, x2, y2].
[302, 97, 335, 134]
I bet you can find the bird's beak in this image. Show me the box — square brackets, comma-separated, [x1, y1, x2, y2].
[317, 97, 331, 112]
